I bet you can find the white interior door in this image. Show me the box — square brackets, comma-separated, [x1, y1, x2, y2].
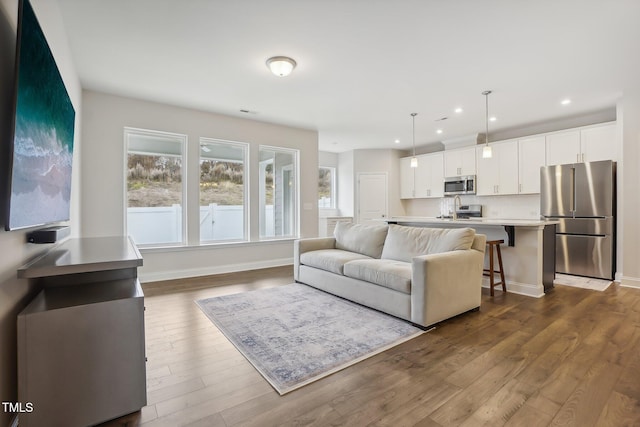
[357, 173, 388, 224]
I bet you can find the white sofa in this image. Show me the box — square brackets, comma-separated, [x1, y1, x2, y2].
[294, 222, 486, 328]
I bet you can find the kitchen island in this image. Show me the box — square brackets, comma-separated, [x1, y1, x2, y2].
[385, 217, 558, 297]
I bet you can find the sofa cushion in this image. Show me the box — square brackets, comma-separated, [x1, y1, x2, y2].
[343, 259, 412, 294]
[381, 225, 476, 263]
[334, 221, 389, 259]
[300, 249, 373, 275]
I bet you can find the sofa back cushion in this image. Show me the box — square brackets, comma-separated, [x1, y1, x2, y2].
[334, 221, 389, 259]
[381, 225, 476, 262]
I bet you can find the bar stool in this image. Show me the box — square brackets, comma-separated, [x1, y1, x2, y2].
[484, 239, 506, 296]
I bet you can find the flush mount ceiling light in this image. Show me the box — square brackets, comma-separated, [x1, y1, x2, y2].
[561, 98, 572, 105]
[266, 56, 297, 77]
[482, 90, 493, 159]
[454, 107, 463, 113]
[410, 113, 418, 168]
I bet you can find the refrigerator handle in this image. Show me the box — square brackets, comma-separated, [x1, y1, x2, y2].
[570, 166, 576, 213]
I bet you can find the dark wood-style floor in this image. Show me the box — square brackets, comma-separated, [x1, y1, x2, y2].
[101, 266, 640, 427]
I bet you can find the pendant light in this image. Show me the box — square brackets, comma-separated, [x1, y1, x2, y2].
[482, 90, 493, 158]
[410, 113, 418, 168]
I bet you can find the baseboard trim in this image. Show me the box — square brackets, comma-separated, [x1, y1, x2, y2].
[620, 275, 640, 289]
[139, 258, 293, 283]
[482, 278, 545, 298]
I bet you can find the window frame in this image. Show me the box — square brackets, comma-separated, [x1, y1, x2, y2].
[258, 145, 300, 240]
[198, 137, 249, 244]
[124, 127, 187, 247]
[318, 166, 337, 210]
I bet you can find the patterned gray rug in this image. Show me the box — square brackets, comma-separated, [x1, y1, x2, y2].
[195, 283, 424, 394]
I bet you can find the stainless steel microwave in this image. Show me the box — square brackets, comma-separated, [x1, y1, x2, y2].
[444, 175, 476, 195]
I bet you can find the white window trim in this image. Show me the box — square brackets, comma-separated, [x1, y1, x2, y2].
[318, 166, 337, 210]
[124, 127, 188, 247]
[199, 137, 250, 243]
[258, 145, 300, 240]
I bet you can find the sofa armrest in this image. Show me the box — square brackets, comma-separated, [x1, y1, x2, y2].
[293, 237, 336, 280]
[410, 248, 485, 326]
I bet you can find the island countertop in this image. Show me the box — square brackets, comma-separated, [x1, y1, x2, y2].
[384, 216, 557, 297]
[385, 216, 559, 227]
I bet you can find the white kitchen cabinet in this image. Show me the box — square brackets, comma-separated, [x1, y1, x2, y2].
[546, 122, 616, 165]
[444, 147, 476, 177]
[414, 152, 444, 198]
[580, 123, 617, 162]
[518, 136, 546, 194]
[399, 153, 443, 199]
[400, 157, 415, 198]
[546, 130, 580, 166]
[476, 141, 518, 195]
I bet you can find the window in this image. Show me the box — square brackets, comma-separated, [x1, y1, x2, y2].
[259, 146, 299, 239]
[199, 138, 248, 242]
[126, 128, 186, 246]
[318, 166, 336, 209]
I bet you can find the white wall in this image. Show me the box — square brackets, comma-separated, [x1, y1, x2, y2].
[618, 91, 640, 287]
[318, 151, 338, 168]
[337, 150, 354, 217]
[80, 90, 318, 282]
[0, 0, 81, 424]
[337, 149, 405, 221]
[353, 149, 405, 220]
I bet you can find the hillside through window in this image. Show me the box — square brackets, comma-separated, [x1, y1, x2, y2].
[318, 166, 336, 209]
[126, 128, 186, 246]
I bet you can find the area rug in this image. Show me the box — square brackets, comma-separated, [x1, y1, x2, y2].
[195, 283, 424, 395]
[554, 273, 613, 291]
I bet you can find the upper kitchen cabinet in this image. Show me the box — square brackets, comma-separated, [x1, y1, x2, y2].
[546, 130, 580, 165]
[476, 141, 518, 196]
[546, 122, 616, 165]
[400, 157, 415, 199]
[444, 147, 476, 177]
[414, 152, 444, 198]
[580, 123, 617, 163]
[399, 152, 444, 199]
[518, 136, 546, 194]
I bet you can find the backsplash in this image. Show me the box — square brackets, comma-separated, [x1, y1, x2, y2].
[402, 194, 541, 219]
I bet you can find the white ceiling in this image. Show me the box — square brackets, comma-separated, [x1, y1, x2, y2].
[56, 0, 640, 153]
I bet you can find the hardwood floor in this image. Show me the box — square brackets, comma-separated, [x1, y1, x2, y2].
[100, 266, 640, 426]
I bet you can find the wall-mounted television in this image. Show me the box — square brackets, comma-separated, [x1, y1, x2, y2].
[5, 0, 75, 231]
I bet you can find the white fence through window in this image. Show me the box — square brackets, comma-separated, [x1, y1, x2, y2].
[128, 205, 273, 245]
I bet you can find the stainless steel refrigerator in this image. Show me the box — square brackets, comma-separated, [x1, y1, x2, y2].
[540, 160, 616, 280]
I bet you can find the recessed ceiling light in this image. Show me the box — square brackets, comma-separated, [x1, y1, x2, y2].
[436, 129, 443, 134]
[394, 139, 400, 144]
[489, 116, 497, 122]
[561, 98, 572, 105]
[454, 107, 463, 113]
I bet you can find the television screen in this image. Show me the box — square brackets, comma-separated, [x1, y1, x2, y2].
[6, 0, 75, 231]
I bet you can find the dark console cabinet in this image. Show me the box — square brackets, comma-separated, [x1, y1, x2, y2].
[17, 237, 146, 427]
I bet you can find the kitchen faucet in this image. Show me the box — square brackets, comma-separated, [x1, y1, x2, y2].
[452, 195, 462, 220]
